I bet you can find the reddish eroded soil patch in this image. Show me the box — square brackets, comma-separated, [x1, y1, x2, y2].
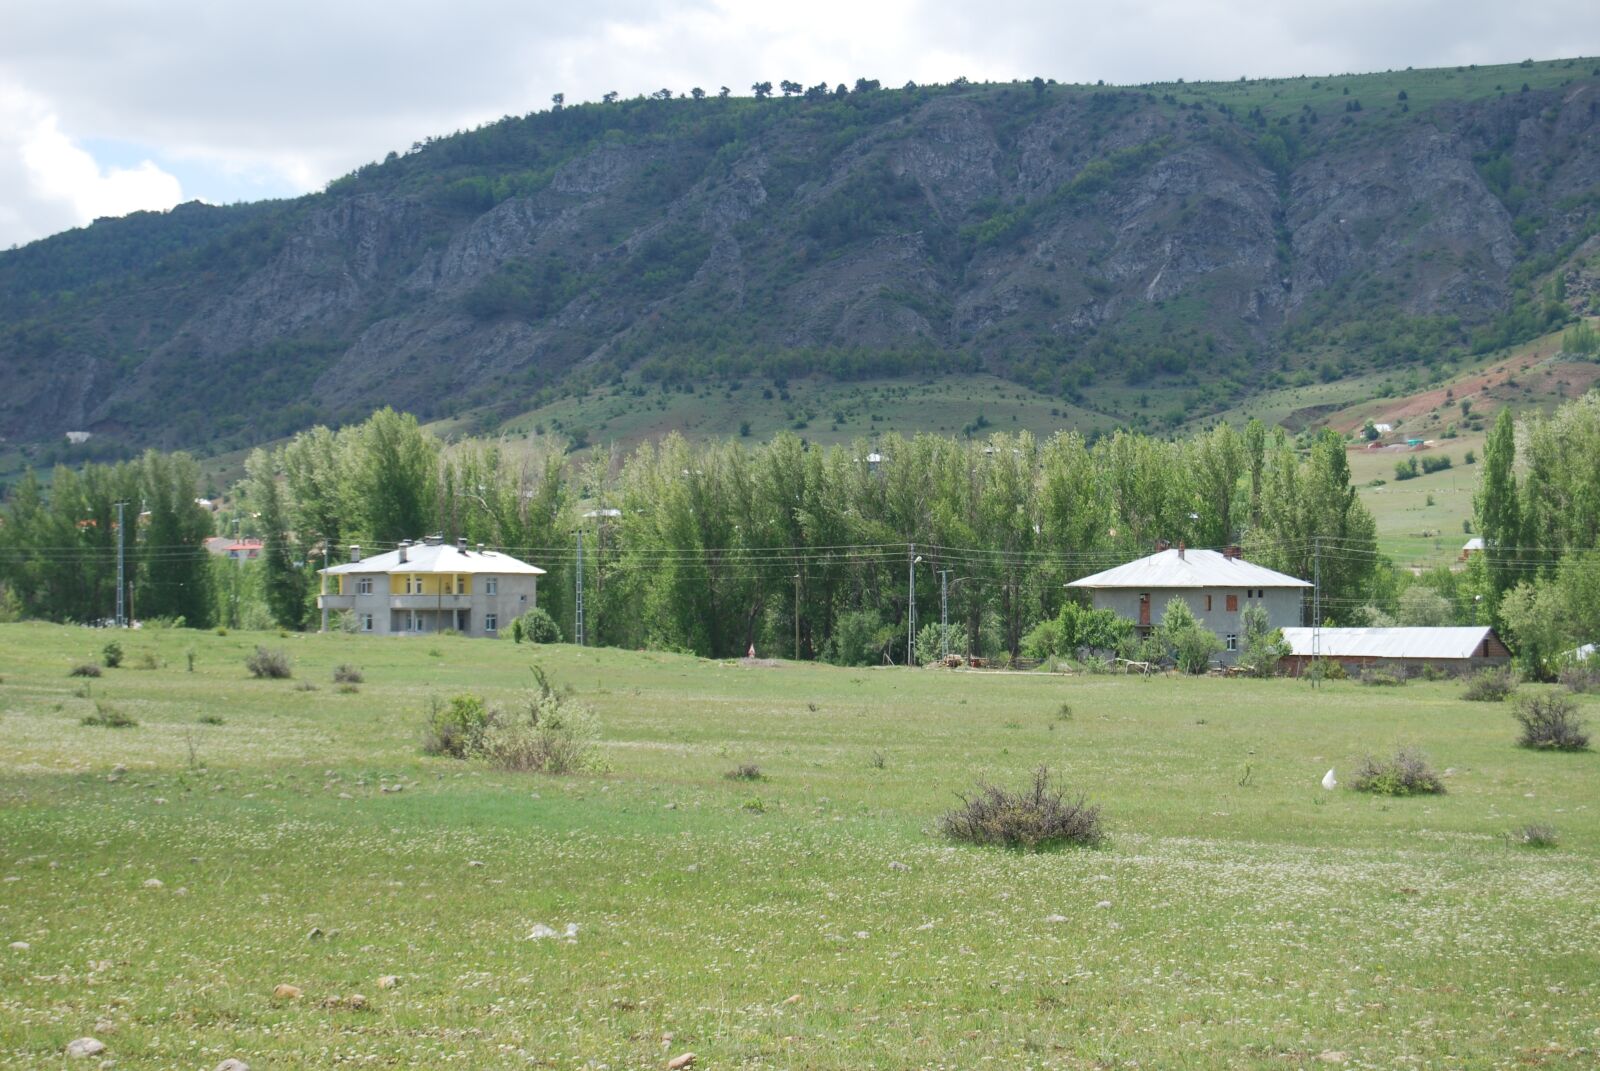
[1330, 338, 1599, 436]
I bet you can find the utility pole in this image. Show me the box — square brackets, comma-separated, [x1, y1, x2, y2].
[793, 572, 801, 661]
[1312, 536, 1322, 688]
[907, 545, 920, 666]
[114, 501, 127, 628]
[574, 528, 585, 646]
[939, 569, 950, 660]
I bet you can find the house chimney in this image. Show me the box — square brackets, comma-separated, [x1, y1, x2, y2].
[348, 544, 361, 563]
[1178, 540, 1186, 560]
[477, 543, 486, 553]
[457, 537, 468, 552]
[398, 540, 409, 564]
[1156, 538, 1172, 553]
[1223, 544, 1242, 560]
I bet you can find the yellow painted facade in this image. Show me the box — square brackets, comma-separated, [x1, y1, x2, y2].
[386, 574, 472, 596]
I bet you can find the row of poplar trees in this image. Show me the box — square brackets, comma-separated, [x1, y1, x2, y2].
[233, 409, 1377, 659]
[0, 452, 214, 626]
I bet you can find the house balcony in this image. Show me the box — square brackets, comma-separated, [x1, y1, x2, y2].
[388, 594, 472, 610]
[318, 593, 356, 610]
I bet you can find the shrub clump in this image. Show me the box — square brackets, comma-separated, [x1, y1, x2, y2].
[332, 663, 364, 684]
[82, 702, 137, 728]
[724, 763, 763, 781]
[1463, 667, 1516, 702]
[1512, 823, 1559, 849]
[1350, 747, 1446, 796]
[246, 647, 293, 679]
[69, 663, 102, 678]
[510, 606, 563, 644]
[1557, 662, 1600, 694]
[1359, 667, 1406, 687]
[422, 667, 601, 774]
[939, 766, 1106, 851]
[1513, 693, 1590, 751]
[101, 641, 124, 669]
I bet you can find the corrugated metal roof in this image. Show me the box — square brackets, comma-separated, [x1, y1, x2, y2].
[1281, 627, 1494, 659]
[1066, 548, 1312, 590]
[321, 543, 546, 576]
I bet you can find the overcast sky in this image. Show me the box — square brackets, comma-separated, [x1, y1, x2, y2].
[1, 0, 1595, 248]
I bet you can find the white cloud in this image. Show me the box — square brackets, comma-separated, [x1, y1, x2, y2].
[0, 1, 1596, 248]
[0, 83, 183, 246]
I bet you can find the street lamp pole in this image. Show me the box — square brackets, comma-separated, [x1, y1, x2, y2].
[574, 528, 585, 646]
[908, 547, 922, 666]
[939, 569, 950, 660]
[793, 572, 801, 661]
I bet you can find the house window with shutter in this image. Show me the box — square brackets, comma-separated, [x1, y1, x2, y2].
[1226, 594, 1239, 612]
[1204, 595, 1213, 611]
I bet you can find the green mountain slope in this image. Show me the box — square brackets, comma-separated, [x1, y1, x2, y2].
[2, 58, 1598, 459]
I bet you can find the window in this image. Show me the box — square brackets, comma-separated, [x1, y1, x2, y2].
[357, 577, 373, 595]
[1225, 633, 1237, 652]
[455, 576, 466, 595]
[1226, 594, 1239, 612]
[358, 613, 374, 632]
[485, 577, 498, 596]
[1204, 595, 1213, 611]
[485, 613, 498, 633]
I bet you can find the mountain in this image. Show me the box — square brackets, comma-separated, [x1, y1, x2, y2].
[3, 59, 1599, 459]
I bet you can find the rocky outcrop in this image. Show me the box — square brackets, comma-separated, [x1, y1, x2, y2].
[2, 70, 1597, 449]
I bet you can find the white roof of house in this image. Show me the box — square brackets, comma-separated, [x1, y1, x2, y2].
[1462, 537, 1484, 551]
[1281, 626, 1496, 659]
[1066, 548, 1311, 590]
[321, 542, 545, 576]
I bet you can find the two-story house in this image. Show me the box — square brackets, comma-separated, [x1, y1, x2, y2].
[1066, 544, 1311, 662]
[317, 537, 546, 637]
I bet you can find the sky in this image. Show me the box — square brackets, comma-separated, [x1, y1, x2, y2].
[1, 0, 1596, 248]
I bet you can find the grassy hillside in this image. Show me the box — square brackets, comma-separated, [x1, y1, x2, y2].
[2, 625, 1597, 1067]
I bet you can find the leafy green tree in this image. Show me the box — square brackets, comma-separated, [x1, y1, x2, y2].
[1238, 604, 1288, 676]
[348, 408, 438, 544]
[137, 450, 214, 626]
[246, 449, 307, 630]
[1159, 596, 1221, 674]
[1475, 407, 1521, 622]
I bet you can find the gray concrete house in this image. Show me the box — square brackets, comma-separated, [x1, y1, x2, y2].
[1066, 545, 1311, 662]
[317, 537, 545, 637]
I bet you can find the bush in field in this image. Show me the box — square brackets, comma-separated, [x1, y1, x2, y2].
[422, 693, 491, 758]
[1557, 662, 1600, 694]
[1513, 693, 1590, 751]
[1360, 667, 1407, 686]
[69, 663, 102, 678]
[939, 766, 1106, 850]
[422, 667, 602, 773]
[81, 702, 137, 728]
[724, 763, 764, 781]
[246, 646, 293, 679]
[1512, 823, 1559, 849]
[1350, 747, 1446, 796]
[1463, 667, 1516, 702]
[101, 641, 124, 669]
[332, 663, 364, 684]
[510, 606, 563, 644]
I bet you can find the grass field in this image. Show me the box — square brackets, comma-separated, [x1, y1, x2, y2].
[2, 625, 1597, 1068]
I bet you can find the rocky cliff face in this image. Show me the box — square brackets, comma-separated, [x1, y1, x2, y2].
[3, 64, 1597, 452]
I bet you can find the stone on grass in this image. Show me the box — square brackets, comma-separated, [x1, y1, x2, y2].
[667, 1054, 696, 1070]
[65, 1037, 105, 1058]
[376, 974, 399, 990]
[307, 927, 324, 940]
[93, 1018, 115, 1034]
[8, 941, 28, 951]
[346, 993, 369, 1010]
[215, 1060, 250, 1071]
[1044, 914, 1068, 924]
[526, 923, 558, 940]
[1095, 900, 1112, 909]
[887, 860, 910, 872]
[467, 860, 486, 868]
[272, 983, 302, 1000]
[143, 878, 164, 890]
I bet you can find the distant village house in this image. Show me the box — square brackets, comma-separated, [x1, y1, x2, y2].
[317, 536, 545, 637]
[1066, 544, 1311, 663]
